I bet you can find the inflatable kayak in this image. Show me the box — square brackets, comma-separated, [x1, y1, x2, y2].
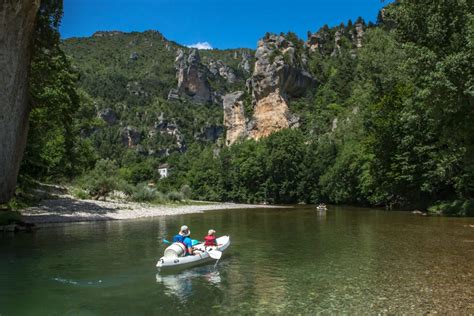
[156, 236, 230, 270]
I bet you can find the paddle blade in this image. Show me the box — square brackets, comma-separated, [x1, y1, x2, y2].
[208, 250, 222, 260]
[163, 239, 171, 244]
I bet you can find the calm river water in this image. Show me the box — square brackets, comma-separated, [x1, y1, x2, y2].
[1, 206, 473, 314]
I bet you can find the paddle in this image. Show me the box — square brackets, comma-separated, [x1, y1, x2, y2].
[207, 249, 222, 260]
[162, 238, 222, 260]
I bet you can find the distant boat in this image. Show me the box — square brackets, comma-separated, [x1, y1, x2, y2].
[316, 204, 327, 211]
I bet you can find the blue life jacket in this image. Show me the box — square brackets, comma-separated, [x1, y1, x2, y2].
[172, 235, 193, 255]
[172, 234, 185, 243]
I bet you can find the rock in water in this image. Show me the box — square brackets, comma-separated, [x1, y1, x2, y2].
[0, 0, 40, 204]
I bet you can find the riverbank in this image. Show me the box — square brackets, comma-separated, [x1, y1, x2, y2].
[19, 196, 277, 224]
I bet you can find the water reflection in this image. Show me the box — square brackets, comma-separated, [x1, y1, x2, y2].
[156, 264, 223, 301]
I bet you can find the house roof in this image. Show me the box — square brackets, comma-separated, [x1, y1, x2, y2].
[158, 163, 170, 169]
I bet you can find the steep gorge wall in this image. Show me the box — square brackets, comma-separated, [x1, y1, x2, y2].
[224, 34, 314, 145]
[0, 0, 40, 203]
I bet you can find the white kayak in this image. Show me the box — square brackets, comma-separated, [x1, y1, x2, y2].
[156, 236, 230, 270]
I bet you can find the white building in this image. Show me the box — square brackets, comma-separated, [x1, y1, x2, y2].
[158, 163, 170, 179]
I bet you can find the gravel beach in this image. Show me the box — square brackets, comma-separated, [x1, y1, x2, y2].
[20, 196, 277, 224]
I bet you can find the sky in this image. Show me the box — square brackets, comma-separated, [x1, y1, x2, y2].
[60, 0, 389, 49]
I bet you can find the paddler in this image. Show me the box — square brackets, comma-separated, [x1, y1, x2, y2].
[204, 229, 217, 247]
[172, 225, 196, 255]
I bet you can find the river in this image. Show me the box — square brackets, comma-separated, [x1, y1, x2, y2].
[1, 206, 473, 314]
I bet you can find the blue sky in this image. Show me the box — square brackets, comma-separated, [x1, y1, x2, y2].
[61, 0, 389, 49]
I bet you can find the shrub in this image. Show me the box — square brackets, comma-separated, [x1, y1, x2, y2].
[428, 200, 474, 217]
[77, 159, 127, 200]
[132, 183, 158, 202]
[167, 191, 184, 202]
[70, 187, 90, 200]
[0, 211, 22, 225]
[180, 184, 192, 200]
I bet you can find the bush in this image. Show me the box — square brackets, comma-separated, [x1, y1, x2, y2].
[167, 191, 184, 202]
[77, 159, 127, 200]
[428, 200, 474, 217]
[0, 211, 22, 225]
[132, 183, 158, 202]
[70, 187, 90, 200]
[180, 184, 192, 200]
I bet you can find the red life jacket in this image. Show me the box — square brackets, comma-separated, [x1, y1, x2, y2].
[204, 235, 217, 246]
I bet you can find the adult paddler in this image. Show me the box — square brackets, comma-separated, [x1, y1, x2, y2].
[172, 225, 196, 255]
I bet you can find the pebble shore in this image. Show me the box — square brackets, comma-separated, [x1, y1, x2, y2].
[21, 196, 277, 224]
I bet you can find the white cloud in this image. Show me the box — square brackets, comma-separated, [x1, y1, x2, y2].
[186, 42, 213, 50]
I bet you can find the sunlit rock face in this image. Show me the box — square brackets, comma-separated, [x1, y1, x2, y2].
[246, 34, 313, 141]
[169, 48, 212, 104]
[248, 90, 292, 140]
[223, 34, 314, 145]
[0, 0, 40, 203]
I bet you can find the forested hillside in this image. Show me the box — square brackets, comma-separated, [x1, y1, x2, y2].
[18, 0, 473, 215]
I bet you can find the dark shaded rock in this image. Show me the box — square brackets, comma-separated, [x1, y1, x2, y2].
[129, 52, 139, 60]
[121, 126, 141, 148]
[97, 108, 118, 125]
[197, 126, 224, 142]
[0, 0, 40, 204]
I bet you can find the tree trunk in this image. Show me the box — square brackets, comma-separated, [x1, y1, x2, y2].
[0, 0, 40, 203]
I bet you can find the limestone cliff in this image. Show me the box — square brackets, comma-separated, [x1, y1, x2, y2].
[0, 0, 40, 204]
[224, 34, 313, 145]
[307, 20, 366, 55]
[223, 91, 247, 145]
[168, 48, 212, 104]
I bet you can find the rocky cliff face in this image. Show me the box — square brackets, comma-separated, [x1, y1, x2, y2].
[223, 34, 314, 145]
[208, 59, 237, 83]
[168, 49, 212, 104]
[307, 20, 366, 55]
[223, 91, 247, 145]
[0, 0, 40, 204]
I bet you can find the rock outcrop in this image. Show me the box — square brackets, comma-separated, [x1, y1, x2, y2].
[247, 34, 313, 141]
[0, 0, 40, 204]
[238, 51, 252, 73]
[351, 22, 365, 48]
[98, 108, 118, 125]
[169, 48, 212, 104]
[122, 127, 141, 148]
[307, 20, 366, 55]
[223, 91, 247, 145]
[223, 34, 314, 145]
[208, 60, 237, 83]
